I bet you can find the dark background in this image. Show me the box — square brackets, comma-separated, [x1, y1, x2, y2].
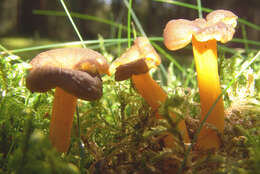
[1, 0, 260, 47]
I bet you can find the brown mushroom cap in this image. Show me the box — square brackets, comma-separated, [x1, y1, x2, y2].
[26, 48, 109, 100]
[29, 47, 109, 75]
[109, 37, 161, 80]
[163, 10, 238, 50]
[163, 19, 199, 51]
[114, 58, 149, 81]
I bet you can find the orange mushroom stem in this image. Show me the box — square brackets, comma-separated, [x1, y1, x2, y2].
[110, 37, 190, 146]
[132, 72, 190, 144]
[132, 72, 165, 117]
[192, 37, 224, 149]
[49, 87, 78, 152]
[163, 9, 238, 150]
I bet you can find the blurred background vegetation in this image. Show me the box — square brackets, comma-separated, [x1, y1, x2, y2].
[1, 0, 260, 49]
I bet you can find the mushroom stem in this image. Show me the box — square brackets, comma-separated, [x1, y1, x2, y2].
[192, 36, 224, 149]
[132, 72, 190, 144]
[49, 87, 77, 152]
[132, 73, 166, 117]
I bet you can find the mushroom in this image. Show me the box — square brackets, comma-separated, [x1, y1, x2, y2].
[110, 37, 190, 145]
[26, 47, 109, 152]
[163, 10, 238, 150]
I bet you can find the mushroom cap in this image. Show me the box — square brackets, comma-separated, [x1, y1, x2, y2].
[206, 10, 238, 28]
[109, 37, 161, 74]
[109, 37, 161, 80]
[114, 58, 149, 81]
[29, 48, 109, 75]
[26, 47, 109, 100]
[163, 19, 199, 51]
[163, 10, 238, 50]
[194, 21, 236, 43]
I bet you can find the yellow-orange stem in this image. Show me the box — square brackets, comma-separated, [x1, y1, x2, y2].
[192, 37, 224, 150]
[49, 87, 77, 152]
[132, 73, 167, 114]
[132, 72, 190, 144]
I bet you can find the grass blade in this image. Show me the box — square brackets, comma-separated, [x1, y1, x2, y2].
[154, 0, 260, 32]
[123, 0, 147, 37]
[241, 24, 249, 53]
[196, 0, 203, 18]
[33, 10, 127, 31]
[154, 0, 211, 13]
[152, 42, 185, 73]
[127, 0, 133, 48]
[59, 0, 86, 48]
